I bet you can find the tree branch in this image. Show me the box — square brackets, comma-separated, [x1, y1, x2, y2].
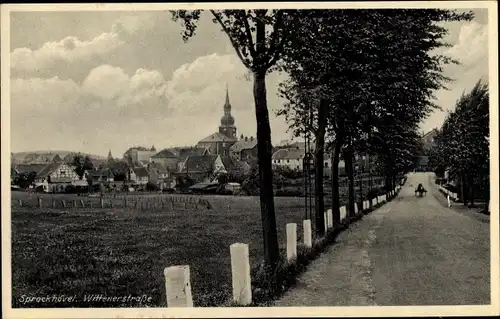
[240, 10, 258, 59]
[210, 10, 252, 70]
[265, 10, 286, 69]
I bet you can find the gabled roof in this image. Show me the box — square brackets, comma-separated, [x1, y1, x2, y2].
[148, 162, 169, 174]
[132, 167, 149, 177]
[178, 147, 209, 162]
[14, 164, 48, 175]
[220, 156, 252, 173]
[230, 139, 258, 152]
[151, 149, 177, 159]
[90, 168, 114, 178]
[181, 155, 219, 173]
[422, 128, 438, 139]
[36, 161, 66, 178]
[289, 141, 315, 151]
[219, 155, 236, 171]
[198, 132, 237, 143]
[272, 148, 305, 160]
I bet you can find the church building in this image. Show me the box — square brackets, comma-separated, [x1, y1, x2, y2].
[197, 86, 238, 155]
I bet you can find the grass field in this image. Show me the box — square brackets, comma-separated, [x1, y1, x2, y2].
[11, 193, 318, 307]
[10, 185, 385, 308]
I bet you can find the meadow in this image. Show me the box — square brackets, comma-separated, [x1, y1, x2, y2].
[10, 182, 384, 308]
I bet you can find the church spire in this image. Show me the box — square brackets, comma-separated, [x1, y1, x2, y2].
[107, 149, 114, 163]
[224, 83, 231, 114]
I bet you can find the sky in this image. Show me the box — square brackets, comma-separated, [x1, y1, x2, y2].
[9, 8, 489, 157]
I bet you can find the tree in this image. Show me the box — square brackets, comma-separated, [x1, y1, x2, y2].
[431, 79, 489, 206]
[171, 9, 298, 269]
[277, 9, 473, 225]
[72, 154, 94, 179]
[14, 171, 37, 189]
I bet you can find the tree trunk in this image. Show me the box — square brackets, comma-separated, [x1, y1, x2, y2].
[331, 137, 343, 226]
[461, 174, 468, 206]
[468, 174, 475, 207]
[344, 142, 355, 218]
[314, 99, 328, 237]
[252, 69, 279, 269]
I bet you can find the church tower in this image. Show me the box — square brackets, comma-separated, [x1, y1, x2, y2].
[107, 149, 114, 164]
[219, 84, 237, 138]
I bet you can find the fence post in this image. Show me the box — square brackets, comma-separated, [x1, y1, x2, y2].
[164, 265, 193, 307]
[73, 200, 77, 208]
[303, 219, 312, 249]
[37, 197, 42, 208]
[230, 243, 252, 305]
[286, 223, 297, 261]
[100, 198, 104, 208]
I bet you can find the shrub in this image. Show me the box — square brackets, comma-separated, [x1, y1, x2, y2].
[145, 182, 158, 192]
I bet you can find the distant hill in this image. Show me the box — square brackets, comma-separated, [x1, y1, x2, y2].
[11, 151, 107, 165]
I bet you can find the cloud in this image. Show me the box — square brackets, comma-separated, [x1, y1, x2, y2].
[420, 20, 489, 133]
[445, 20, 488, 67]
[10, 53, 289, 156]
[11, 21, 130, 73]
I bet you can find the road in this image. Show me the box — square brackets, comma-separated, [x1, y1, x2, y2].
[274, 172, 490, 306]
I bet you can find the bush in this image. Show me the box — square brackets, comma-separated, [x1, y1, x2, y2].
[275, 187, 302, 197]
[145, 182, 158, 192]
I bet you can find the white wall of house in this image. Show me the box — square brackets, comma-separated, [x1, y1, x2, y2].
[213, 155, 226, 174]
[50, 163, 80, 181]
[273, 158, 304, 171]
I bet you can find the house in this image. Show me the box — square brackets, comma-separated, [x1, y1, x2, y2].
[421, 128, 439, 151]
[123, 146, 157, 165]
[220, 155, 251, 176]
[90, 168, 115, 183]
[173, 147, 211, 171]
[229, 135, 258, 162]
[13, 163, 47, 176]
[34, 161, 81, 192]
[179, 154, 226, 183]
[128, 167, 149, 185]
[147, 162, 170, 185]
[197, 132, 237, 156]
[150, 149, 178, 171]
[22, 152, 61, 164]
[272, 148, 305, 171]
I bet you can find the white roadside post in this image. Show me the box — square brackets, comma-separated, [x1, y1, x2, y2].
[286, 223, 297, 261]
[303, 220, 312, 248]
[230, 243, 252, 305]
[164, 265, 194, 307]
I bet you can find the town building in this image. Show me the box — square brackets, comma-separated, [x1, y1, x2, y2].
[229, 135, 258, 163]
[34, 161, 82, 192]
[179, 154, 227, 183]
[123, 146, 157, 165]
[147, 162, 170, 185]
[150, 149, 178, 171]
[421, 128, 439, 151]
[128, 167, 150, 185]
[197, 86, 238, 155]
